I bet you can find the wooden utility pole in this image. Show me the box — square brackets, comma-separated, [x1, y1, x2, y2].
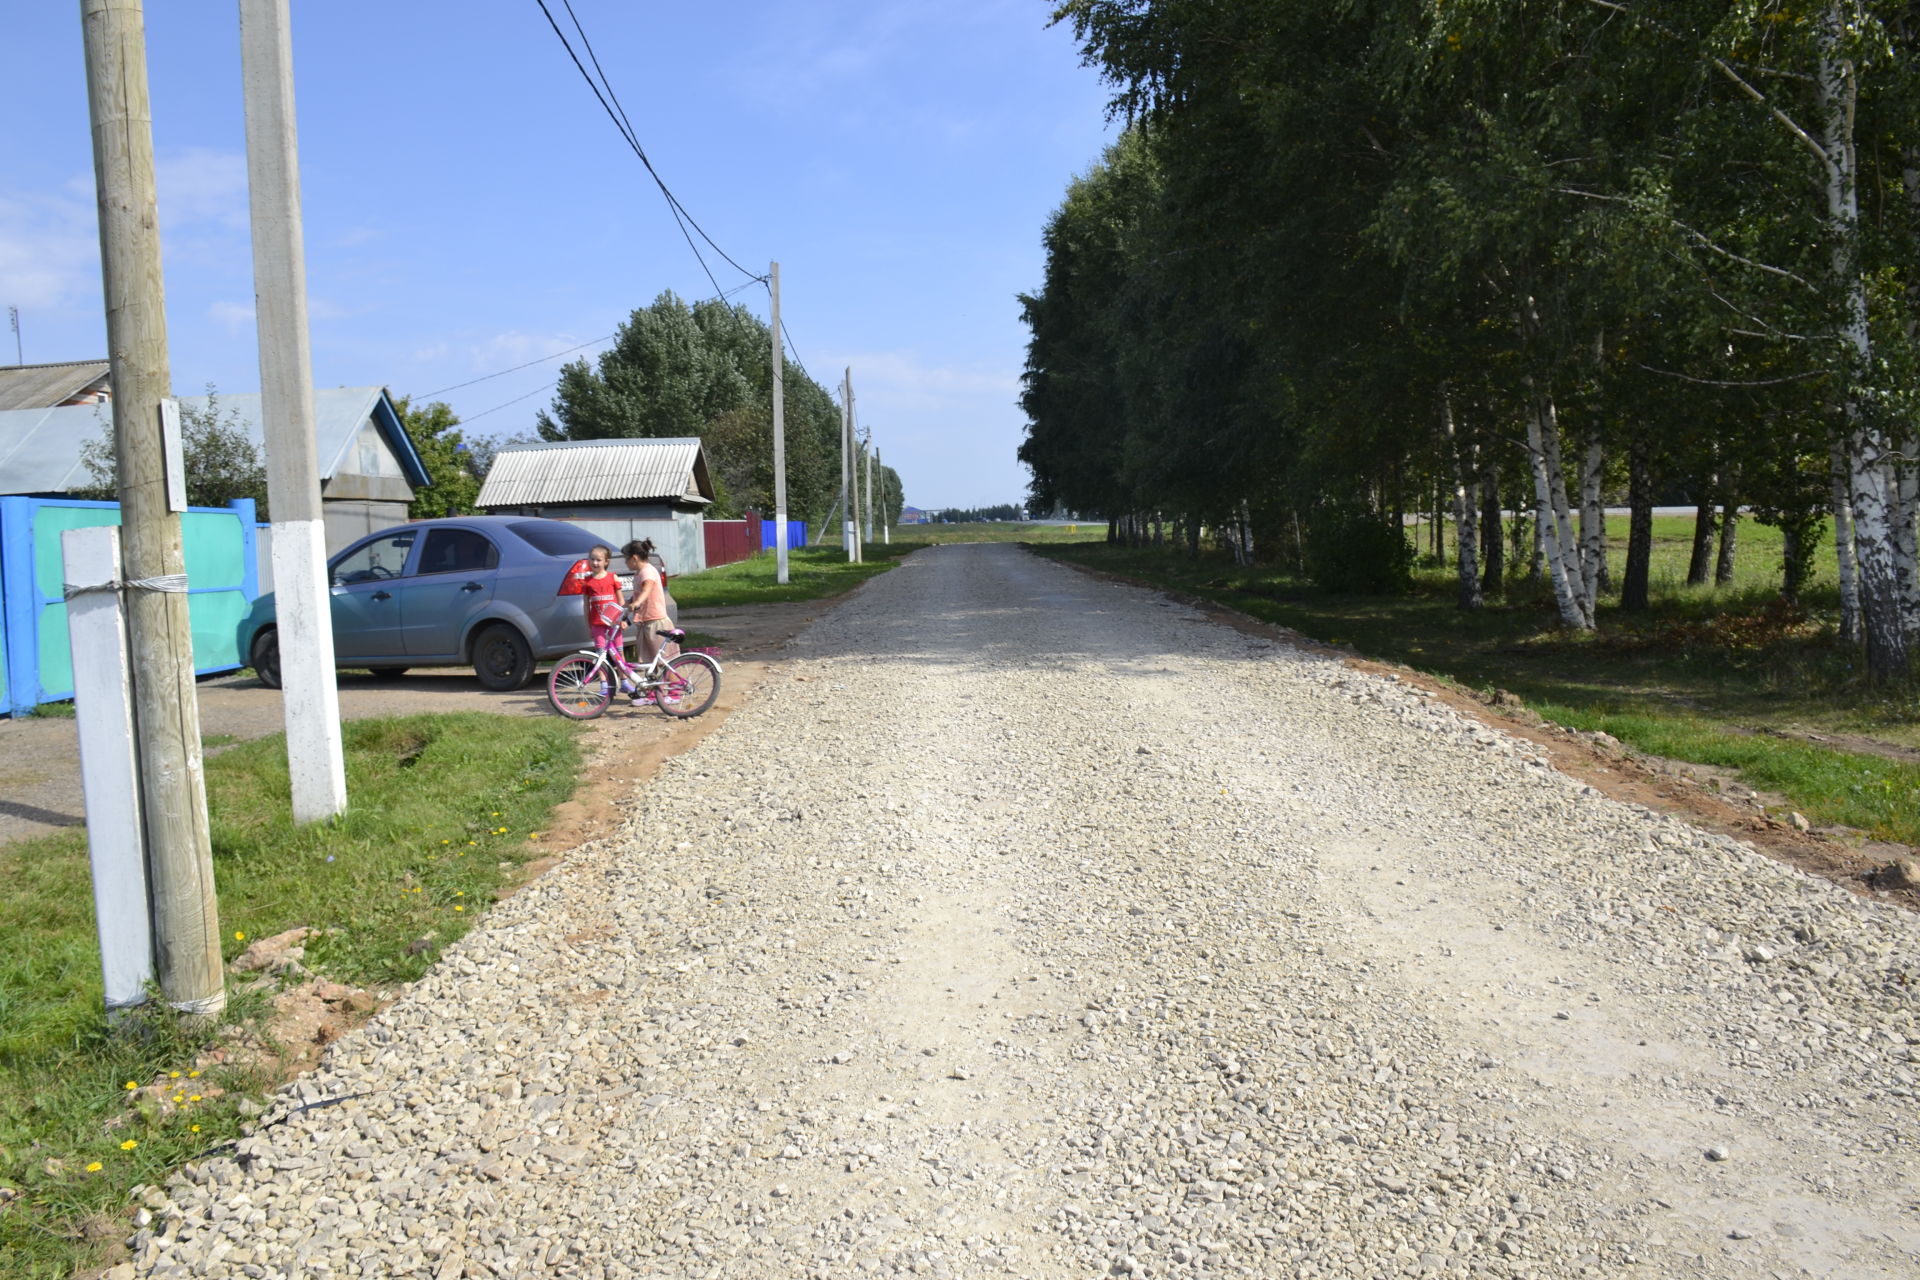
[81, 0, 224, 1019]
[239, 0, 347, 822]
[770, 262, 789, 585]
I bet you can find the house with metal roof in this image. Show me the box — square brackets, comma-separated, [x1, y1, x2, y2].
[0, 385, 430, 555]
[0, 359, 112, 410]
[476, 437, 715, 574]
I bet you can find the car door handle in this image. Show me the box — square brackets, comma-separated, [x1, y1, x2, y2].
[371, 590, 392, 601]
[461, 581, 485, 593]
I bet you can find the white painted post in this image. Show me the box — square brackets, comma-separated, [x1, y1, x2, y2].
[770, 261, 789, 586]
[62, 525, 154, 1023]
[239, 0, 347, 821]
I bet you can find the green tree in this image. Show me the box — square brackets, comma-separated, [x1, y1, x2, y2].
[395, 396, 480, 519]
[76, 385, 270, 517]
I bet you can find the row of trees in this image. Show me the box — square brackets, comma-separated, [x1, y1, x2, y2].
[537, 291, 903, 532]
[1020, 1, 1920, 680]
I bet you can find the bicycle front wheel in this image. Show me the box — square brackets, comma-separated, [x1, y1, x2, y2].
[547, 653, 614, 720]
[656, 652, 720, 718]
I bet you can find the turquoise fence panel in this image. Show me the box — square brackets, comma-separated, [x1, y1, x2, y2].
[1, 496, 257, 716]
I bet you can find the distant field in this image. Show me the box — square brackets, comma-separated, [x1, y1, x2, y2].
[892, 521, 1106, 545]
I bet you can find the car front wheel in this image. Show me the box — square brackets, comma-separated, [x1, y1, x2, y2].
[472, 623, 534, 690]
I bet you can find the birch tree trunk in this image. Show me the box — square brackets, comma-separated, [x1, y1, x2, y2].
[1578, 434, 1605, 609]
[1526, 388, 1593, 629]
[1715, 483, 1740, 586]
[1687, 490, 1716, 587]
[1621, 434, 1653, 612]
[1479, 462, 1504, 597]
[1831, 438, 1862, 643]
[1820, 5, 1909, 678]
[1441, 390, 1482, 611]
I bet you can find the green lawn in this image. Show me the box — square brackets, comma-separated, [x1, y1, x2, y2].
[672, 544, 914, 608]
[0, 713, 580, 1279]
[1036, 513, 1920, 845]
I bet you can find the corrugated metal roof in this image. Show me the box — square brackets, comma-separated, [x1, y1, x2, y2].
[0, 386, 430, 496]
[477, 437, 715, 508]
[0, 360, 111, 411]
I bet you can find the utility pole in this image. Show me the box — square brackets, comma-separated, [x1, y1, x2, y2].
[876, 446, 889, 544]
[7, 306, 19, 364]
[770, 261, 789, 585]
[863, 428, 874, 542]
[848, 364, 864, 560]
[239, 0, 347, 823]
[81, 0, 224, 1020]
[848, 374, 863, 562]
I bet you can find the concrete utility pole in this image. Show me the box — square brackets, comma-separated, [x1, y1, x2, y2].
[876, 446, 889, 544]
[862, 428, 874, 543]
[848, 368, 864, 556]
[770, 261, 789, 585]
[847, 373, 863, 563]
[80, 0, 225, 1020]
[239, 0, 347, 823]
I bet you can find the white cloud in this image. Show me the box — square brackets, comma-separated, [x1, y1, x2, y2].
[154, 147, 249, 231]
[466, 330, 606, 373]
[841, 349, 1019, 406]
[209, 299, 255, 330]
[0, 189, 100, 310]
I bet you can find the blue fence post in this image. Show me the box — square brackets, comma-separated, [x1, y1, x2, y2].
[1, 497, 40, 716]
[230, 498, 259, 602]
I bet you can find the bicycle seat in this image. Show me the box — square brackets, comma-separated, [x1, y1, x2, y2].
[656, 627, 686, 640]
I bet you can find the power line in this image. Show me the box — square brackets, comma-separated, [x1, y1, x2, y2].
[462, 381, 558, 425]
[532, 0, 764, 300]
[416, 334, 614, 399]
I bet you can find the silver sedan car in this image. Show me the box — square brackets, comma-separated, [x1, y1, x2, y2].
[239, 516, 612, 691]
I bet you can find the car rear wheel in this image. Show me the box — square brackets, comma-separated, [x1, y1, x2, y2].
[472, 623, 534, 690]
[251, 628, 282, 690]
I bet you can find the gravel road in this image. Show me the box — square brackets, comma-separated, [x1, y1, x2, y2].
[130, 543, 1918, 1280]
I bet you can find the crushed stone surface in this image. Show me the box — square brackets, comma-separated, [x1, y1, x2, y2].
[129, 543, 1919, 1279]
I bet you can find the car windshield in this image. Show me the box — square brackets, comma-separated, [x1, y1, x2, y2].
[507, 520, 607, 557]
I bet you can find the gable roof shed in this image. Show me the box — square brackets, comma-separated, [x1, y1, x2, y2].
[477, 437, 715, 510]
[0, 386, 429, 497]
[0, 360, 112, 410]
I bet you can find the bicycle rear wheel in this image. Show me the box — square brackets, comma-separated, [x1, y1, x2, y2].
[547, 653, 614, 719]
[656, 652, 720, 718]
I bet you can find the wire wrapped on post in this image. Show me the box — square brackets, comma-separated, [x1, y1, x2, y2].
[63, 573, 190, 601]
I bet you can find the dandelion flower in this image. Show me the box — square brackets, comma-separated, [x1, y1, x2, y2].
[120, 1139, 138, 1151]
[441, 839, 450, 845]
[188, 1070, 200, 1078]
[86, 1161, 103, 1172]
[190, 1095, 202, 1102]
[468, 841, 477, 846]
[191, 1124, 201, 1133]
[124, 1081, 138, 1091]
[454, 891, 465, 897]
[454, 905, 465, 912]
[491, 811, 500, 817]
[173, 1094, 184, 1104]
[169, 1071, 181, 1079]
[234, 931, 246, 941]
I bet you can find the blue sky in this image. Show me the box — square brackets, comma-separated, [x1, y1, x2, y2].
[2, 2, 1117, 510]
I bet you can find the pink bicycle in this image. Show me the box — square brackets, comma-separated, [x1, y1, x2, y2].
[545, 623, 721, 720]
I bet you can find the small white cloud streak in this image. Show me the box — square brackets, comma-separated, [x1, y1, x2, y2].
[209, 299, 255, 331]
[0, 189, 100, 310]
[154, 147, 250, 231]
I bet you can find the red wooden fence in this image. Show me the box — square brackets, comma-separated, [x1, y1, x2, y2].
[702, 511, 763, 569]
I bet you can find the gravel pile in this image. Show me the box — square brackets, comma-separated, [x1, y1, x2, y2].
[128, 544, 1917, 1279]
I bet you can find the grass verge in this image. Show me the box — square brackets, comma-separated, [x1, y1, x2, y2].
[672, 544, 915, 608]
[0, 712, 580, 1279]
[1034, 533, 1920, 848]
